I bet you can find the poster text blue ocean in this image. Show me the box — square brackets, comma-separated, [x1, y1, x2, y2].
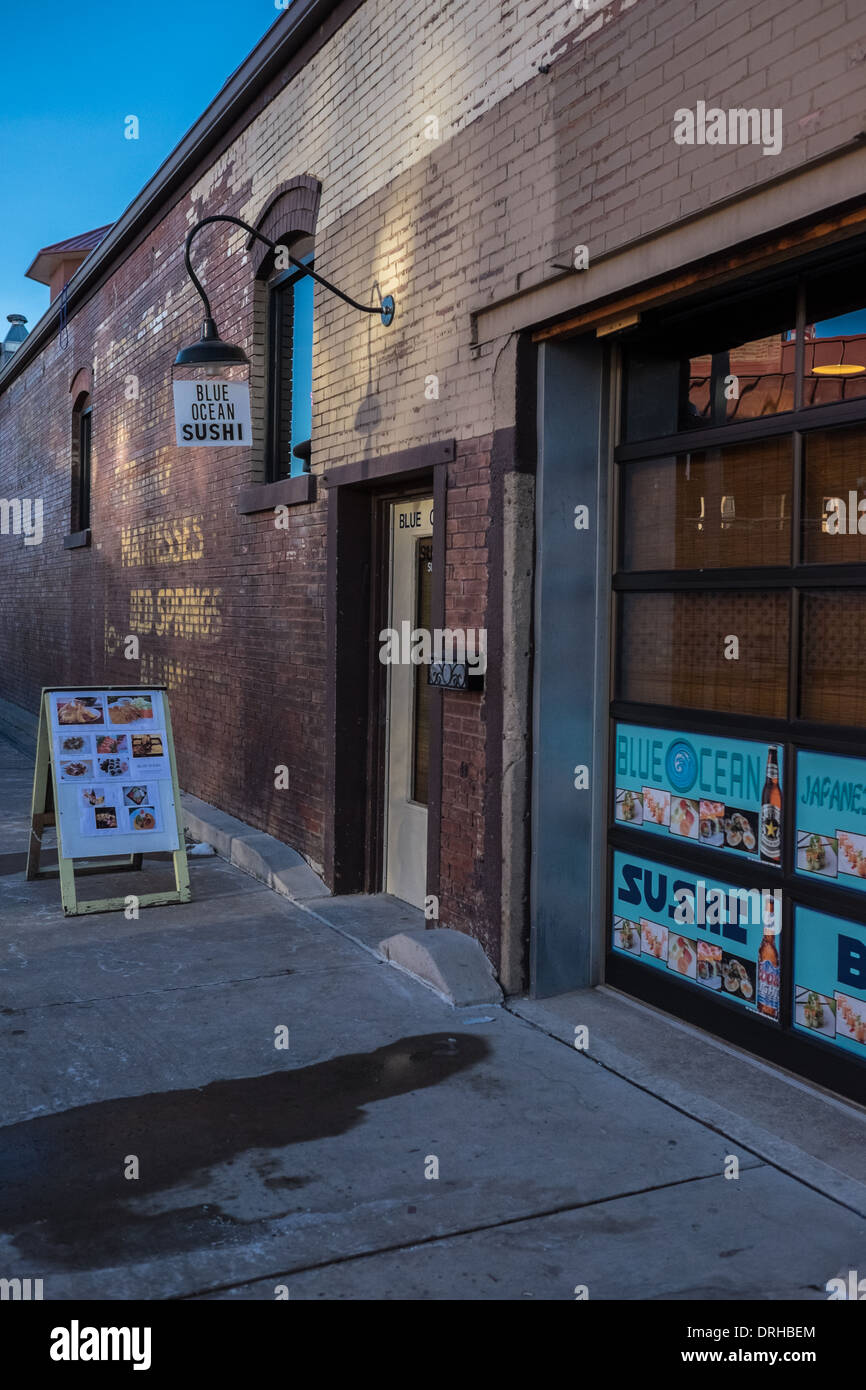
[615, 724, 778, 804]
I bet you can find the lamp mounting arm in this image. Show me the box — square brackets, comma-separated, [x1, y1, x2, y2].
[182, 214, 395, 326]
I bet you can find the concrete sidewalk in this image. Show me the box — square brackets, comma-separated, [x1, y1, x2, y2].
[0, 723, 864, 1299]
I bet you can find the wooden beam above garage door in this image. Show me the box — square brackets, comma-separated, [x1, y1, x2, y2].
[533, 198, 866, 343]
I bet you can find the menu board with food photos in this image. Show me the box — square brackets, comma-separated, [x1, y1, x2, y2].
[614, 723, 783, 866]
[49, 689, 180, 856]
[794, 906, 866, 1058]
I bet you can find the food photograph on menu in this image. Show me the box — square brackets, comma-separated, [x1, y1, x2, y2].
[59, 759, 94, 782]
[794, 987, 837, 1039]
[835, 992, 866, 1048]
[59, 733, 91, 755]
[107, 694, 155, 725]
[668, 933, 697, 979]
[132, 733, 165, 760]
[797, 831, 839, 879]
[614, 788, 643, 825]
[613, 917, 641, 956]
[53, 695, 104, 726]
[96, 734, 128, 755]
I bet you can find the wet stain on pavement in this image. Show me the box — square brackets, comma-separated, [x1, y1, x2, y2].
[1, 1032, 488, 1268]
[262, 1175, 308, 1191]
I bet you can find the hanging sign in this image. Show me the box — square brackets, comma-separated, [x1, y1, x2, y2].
[26, 687, 190, 916]
[611, 848, 782, 1020]
[793, 906, 866, 1056]
[614, 723, 783, 866]
[795, 748, 866, 889]
[172, 381, 252, 446]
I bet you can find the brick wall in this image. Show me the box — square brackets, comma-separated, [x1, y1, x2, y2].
[438, 437, 495, 964]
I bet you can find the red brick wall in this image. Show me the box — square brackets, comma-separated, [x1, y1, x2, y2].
[438, 437, 497, 968]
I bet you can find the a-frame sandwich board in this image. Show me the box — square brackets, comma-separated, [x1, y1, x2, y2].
[26, 685, 190, 916]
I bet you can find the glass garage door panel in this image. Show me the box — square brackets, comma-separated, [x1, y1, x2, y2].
[618, 591, 789, 718]
[620, 438, 792, 572]
[800, 590, 866, 726]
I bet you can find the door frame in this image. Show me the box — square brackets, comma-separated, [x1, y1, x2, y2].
[376, 489, 436, 903]
[324, 444, 450, 899]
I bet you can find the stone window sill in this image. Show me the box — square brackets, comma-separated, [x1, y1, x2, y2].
[238, 474, 316, 514]
[63, 529, 91, 549]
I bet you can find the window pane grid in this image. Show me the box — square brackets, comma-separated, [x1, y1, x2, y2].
[618, 590, 789, 718]
[616, 421, 866, 724]
[620, 438, 792, 572]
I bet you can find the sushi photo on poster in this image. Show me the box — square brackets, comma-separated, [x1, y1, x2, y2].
[614, 723, 782, 867]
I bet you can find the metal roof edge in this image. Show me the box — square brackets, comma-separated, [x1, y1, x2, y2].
[0, 0, 346, 395]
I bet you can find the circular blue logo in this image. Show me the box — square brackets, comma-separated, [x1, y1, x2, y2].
[665, 739, 697, 793]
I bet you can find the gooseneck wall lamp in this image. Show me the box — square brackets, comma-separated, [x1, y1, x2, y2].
[174, 213, 395, 370]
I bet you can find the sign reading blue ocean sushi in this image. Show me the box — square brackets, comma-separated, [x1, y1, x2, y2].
[611, 849, 781, 1019]
[173, 381, 252, 446]
[794, 907, 866, 1057]
[795, 749, 866, 891]
[614, 723, 783, 866]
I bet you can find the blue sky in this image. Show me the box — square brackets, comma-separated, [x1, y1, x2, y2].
[1, 1, 286, 332]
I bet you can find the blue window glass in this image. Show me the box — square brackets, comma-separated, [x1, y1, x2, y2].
[267, 248, 313, 481]
[290, 267, 313, 475]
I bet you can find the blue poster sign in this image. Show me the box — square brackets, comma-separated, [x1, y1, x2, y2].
[611, 849, 781, 1020]
[793, 906, 866, 1057]
[795, 749, 866, 892]
[614, 723, 783, 867]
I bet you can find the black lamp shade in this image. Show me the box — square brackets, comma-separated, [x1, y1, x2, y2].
[174, 316, 249, 369]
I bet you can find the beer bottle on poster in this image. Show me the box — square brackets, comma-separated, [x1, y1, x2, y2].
[757, 919, 781, 1020]
[759, 745, 782, 864]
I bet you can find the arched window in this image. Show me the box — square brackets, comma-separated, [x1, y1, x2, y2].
[266, 234, 314, 481]
[71, 390, 92, 532]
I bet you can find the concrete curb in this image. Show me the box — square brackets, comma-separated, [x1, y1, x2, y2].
[182, 793, 503, 1006]
[181, 791, 330, 901]
[378, 928, 504, 1006]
